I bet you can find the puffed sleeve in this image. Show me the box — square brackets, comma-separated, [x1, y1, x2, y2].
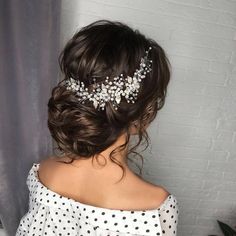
[158, 194, 179, 236]
[15, 204, 56, 236]
[15, 203, 78, 236]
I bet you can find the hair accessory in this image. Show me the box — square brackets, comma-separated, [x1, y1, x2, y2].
[63, 47, 152, 110]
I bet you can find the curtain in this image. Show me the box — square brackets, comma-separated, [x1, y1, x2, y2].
[0, 0, 61, 235]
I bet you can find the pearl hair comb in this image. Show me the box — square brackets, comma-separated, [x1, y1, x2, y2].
[63, 47, 152, 110]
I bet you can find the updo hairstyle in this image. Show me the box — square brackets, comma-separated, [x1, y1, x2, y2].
[47, 19, 171, 182]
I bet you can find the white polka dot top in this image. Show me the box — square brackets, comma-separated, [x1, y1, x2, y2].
[16, 163, 179, 236]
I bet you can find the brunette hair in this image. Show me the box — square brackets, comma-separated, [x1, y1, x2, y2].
[47, 19, 171, 183]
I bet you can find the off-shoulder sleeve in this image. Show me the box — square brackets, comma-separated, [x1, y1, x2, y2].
[15, 204, 55, 236]
[15, 203, 77, 236]
[158, 194, 179, 236]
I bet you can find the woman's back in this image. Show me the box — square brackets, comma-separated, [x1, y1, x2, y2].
[16, 159, 179, 236]
[37, 157, 170, 211]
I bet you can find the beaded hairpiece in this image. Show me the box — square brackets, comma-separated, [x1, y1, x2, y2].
[63, 46, 152, 110]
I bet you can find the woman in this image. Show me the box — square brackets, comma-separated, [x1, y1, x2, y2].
[16, 19, 179, 236]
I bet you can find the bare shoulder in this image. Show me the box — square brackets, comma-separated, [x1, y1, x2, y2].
[146, 184, 171, 209]
[129, 174, 171, 210]
[154, 185, 171, 205]
[38, 156, 66, 168]
[38, 156, 65, 188]
[137, 174, 170, 197]
[153, 184, 170, 197]
[38, 156, 57, 174]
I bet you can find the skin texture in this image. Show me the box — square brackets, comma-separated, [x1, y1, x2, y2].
[38, 125, 170, 211]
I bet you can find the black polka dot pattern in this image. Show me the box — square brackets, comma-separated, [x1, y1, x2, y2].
[15, 163, 179, 235]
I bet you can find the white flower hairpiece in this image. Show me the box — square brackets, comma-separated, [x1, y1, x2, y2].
[63, 46, 152, 110]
